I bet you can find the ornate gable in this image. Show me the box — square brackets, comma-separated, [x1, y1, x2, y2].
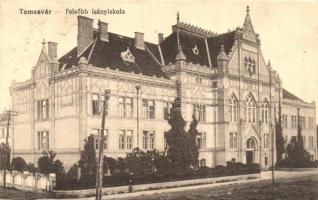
[33, 40, 52, 80]
[242, 6, 257, 42]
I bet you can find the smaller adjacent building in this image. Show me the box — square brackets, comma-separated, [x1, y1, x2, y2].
[281, 89, 317, 160]
[0, 113, 11, 147]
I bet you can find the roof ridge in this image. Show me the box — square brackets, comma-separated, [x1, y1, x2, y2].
[145, 45, 162, 67]
[208, 30, 236, 39]
[176, 21, 216, 37]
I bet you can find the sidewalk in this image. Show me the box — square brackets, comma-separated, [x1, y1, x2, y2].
[42, 170, 318, 200]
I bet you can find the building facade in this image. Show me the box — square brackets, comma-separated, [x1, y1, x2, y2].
[281, 89, 316, 159]
[0, 113, 11, 148]
[10, 8, 317, 168]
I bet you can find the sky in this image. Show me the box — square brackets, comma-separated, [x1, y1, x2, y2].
[0, 0, 317, 122]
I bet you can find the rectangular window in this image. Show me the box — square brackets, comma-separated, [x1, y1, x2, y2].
[37, 131, 49, 151]
[143, 131, 148, 150]
[125, 98, 133, 118]
[309, 136, 314, 149]
[309, 118, 314, 129]
[92, 94, 107, 116]
[282, 115, 288, 128]
[193, 104, 206, 122]
[142, 99, 155, 119]
[264, 134, 269, 149]
[118, 97, 133, 118]
[290, 116, 297, 129]
[163, 102, 172, 120]
[119, 130, 133, 150]
[92, 129, 108, 150]
[164, 131, 168, 150]
[303, 136, 306, 148]
[196, 132, 206, 149]
[229, 132, 237, 149]
[299, 116, 306, 129]
[119, 130, 125, 150]
[118, 97, 125, 117]
[143, 131, 155, 150]
[37, 99, 49, 120]
[126, 130, 133, 150]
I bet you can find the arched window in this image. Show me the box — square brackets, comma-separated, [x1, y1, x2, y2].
[229, 94, 237, 122]
[251, 60, 256, 74]
[262, 100, 269, 124]
[246, 95, 256, 123]
[247, 138, 256, 150]
[244, 57, 248, 72]
[244, 56, 256, 75]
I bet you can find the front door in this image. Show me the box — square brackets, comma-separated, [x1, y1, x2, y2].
[246, 151, 253, 165]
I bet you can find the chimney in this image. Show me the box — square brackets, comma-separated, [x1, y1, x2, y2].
[47, 42, 58, 60]
[158, 33, 164, 44]
[77, 16, 94, 56]
[134, 32, 145, 50]
[98, 20, 109, 42]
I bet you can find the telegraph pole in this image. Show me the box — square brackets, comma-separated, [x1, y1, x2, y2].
[214, 87, 217, 167]
[269, 69, 275, 184]
[3, 110, 17, 188]
[96, 90, 110, 200]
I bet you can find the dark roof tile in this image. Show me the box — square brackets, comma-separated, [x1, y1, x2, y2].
[283, 89, 304, 102]
[207, 31, 236, 68]
[58, 33, 168, 79]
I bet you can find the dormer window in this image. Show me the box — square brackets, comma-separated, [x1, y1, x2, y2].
[192, 44, 199, 55]
[121, 47, 135, 63]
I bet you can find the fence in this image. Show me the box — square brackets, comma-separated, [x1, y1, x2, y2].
[0, 170, 56, 191]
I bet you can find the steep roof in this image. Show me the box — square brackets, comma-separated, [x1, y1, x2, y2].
[283, 88, 304, 102]
[159, 29, 236, 68]
[160, 31, 210, 67]
[58, 33, 167, 79]
[207, 31, 236, 68]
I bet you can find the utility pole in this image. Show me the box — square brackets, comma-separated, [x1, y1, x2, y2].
[96, 90, 110, 200]
[3, 110, 17, 188]
[214, 87, 217, 167]
[269, 71, 275, 184]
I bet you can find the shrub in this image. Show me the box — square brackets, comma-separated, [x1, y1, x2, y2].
[0, 142, 10, 170]
[11, 157, 27, 172]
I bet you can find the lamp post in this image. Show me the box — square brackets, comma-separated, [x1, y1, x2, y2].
[135, 86, 140, 149]
[96, 90, 110, 200]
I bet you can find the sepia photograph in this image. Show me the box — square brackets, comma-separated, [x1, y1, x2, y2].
[0, 0, 317, 199]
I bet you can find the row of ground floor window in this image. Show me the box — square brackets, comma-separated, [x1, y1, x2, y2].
[37, 130, 316, 152]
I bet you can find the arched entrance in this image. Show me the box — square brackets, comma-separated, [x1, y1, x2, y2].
[246, 137, 257, 165]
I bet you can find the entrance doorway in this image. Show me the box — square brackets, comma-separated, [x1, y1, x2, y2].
[246, 138, 257, 164]
[246, 151, 253, 165]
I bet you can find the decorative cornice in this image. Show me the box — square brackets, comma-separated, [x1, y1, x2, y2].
[162, 62, 216, 76]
